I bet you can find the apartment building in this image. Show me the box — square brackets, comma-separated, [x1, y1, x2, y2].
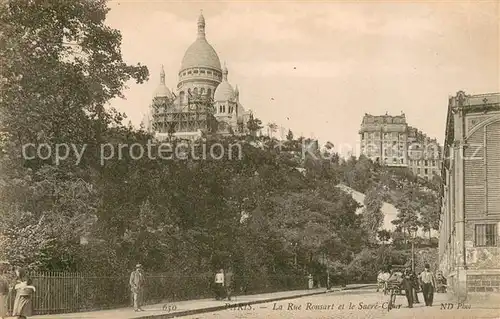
[359, 113, 441, 180]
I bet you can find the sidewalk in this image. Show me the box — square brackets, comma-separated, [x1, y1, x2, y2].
[31, 288, 332, 319]
[384, 291, 500, 319]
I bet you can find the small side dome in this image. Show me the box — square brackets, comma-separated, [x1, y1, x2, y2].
[214, 63, 235, 101]
[214, 82, 234, 101]
[154, 65, 173, 99]
[154, 85, 173, 99]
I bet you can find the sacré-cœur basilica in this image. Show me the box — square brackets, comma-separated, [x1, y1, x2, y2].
[141, 11, 255, 141]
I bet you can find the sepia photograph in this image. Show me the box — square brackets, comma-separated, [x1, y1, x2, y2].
[0, 0, 499, 318]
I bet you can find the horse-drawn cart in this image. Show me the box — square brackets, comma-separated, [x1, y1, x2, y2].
[386, 266, 406, 311]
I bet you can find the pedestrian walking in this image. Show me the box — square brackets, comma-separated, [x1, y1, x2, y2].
[12, 267, 36, 319]
[129, 264, 145, 312]
[214, 269, 224, 300]
[0, 262, 10, 319]
[402, 268, 414, 308]
[419, 264, 436, 306]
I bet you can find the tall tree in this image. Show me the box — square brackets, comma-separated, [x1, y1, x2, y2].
[0, 0, 148, 271]
[392, 185, 421, 241]
[246, 114, 263, 136]
[360, 187, 385, 244]
[0, 0, 148, 148]
[267, 122, 278, 138]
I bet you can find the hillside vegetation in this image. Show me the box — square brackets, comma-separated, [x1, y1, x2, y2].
[0, 0, 440, 287]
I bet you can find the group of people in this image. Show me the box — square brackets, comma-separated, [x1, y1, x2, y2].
[0, 262, 36, 319]
[377, 263, 442, 308]
[128, 264, 235, 313]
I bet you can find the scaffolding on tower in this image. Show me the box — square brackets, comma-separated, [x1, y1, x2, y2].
[151, 93, 218, 139]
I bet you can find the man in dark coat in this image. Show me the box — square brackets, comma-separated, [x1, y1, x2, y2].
[402, 267, 414, 308]
[412, 270, 420, 303]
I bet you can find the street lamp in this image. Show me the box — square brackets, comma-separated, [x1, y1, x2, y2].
[291, 242, 298, 266]
[322, 252, 330, 290]
[410, 227, 418, 272]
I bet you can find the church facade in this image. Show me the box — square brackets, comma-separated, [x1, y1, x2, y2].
[142, 12, 253, 141]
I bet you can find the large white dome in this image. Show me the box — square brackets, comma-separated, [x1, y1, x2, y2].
[180, 39, 221, 71]
[179, 13, 221, 72]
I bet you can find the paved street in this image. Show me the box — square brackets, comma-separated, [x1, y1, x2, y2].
[182, 289, 389, 319]
[182, 289, 500, 319]
[32, 288, 328, 319]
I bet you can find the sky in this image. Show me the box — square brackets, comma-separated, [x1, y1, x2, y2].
[105, 0, 499, 157]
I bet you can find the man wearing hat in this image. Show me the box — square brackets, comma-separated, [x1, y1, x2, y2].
[419, 263, 436, 306]
[129, 264, 145, 312]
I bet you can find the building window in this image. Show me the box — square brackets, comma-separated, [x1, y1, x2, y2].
[417, 168, 421, 174]
[475, 224, 497, 247]
[424, 168, 428, 174]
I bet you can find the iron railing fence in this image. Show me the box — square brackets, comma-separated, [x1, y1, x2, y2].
[6, 272, 307, 315]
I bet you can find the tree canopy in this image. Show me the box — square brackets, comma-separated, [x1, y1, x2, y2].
[0, 0, 440, 290]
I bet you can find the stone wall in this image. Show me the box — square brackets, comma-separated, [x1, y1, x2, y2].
[467, 274, 500, 293]
[466, 246, 500, 269]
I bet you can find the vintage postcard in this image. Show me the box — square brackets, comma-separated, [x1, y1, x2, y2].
[0, 0, 499, 318]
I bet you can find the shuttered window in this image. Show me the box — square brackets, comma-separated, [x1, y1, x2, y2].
[486, 122, 500, 213]
[475, 224, 497, 247]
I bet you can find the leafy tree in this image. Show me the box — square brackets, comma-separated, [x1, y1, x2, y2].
[246, 114, 263, 136]
[392, 185, 421, 241]
[377, 229, 392, 243]
[267, 122, 278, 138]
[286, 129, 294, 141]
[0, 0, 148, 147]
[0, 0, 148, 271]
[360, 187, 385, 244]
